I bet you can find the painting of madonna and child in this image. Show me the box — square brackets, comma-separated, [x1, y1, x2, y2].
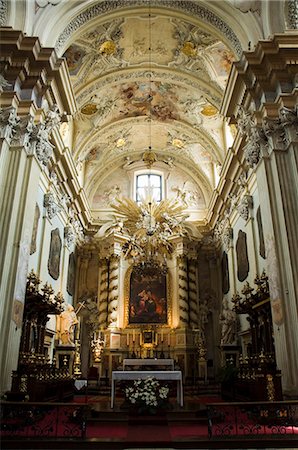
[129, 270, 167, 324]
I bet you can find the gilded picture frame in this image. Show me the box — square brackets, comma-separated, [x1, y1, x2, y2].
[124, 266, 172, 327]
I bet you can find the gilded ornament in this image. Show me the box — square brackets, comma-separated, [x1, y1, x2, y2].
[81, 103, 97, 115]
[172, 138, 184, 148]
[99, 40, 116, 55]
[142, 148, 157, 168]
[116, 138, 126, 147]
[201, 105, 218, 117]
[181, 41, 197, 57]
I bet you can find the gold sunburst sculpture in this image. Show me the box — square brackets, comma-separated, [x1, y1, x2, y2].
[109, 196, 189, 261]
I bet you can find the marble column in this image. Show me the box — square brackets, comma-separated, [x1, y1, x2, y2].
[177, 255, 189, 327]
[98, 258, 109, 329]
[188, 259, 199, 329]
[107, 255, 120, 328]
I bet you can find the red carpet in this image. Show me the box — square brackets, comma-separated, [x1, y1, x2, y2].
[127, 423, 171, 441]
[86, 423, 127, 438]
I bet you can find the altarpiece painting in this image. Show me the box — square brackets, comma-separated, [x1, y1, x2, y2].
[129, 268, 167, 325]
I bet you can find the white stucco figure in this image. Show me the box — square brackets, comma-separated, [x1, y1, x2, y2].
[60, 304, 78, 345]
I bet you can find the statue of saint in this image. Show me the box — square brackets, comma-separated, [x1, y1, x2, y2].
[220, 298, 237, 345]
[59, 304, 78, 345]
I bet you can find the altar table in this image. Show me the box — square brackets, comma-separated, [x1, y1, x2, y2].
[111, 370, 183, 408]
[123, 358, 174, 370]
[74, 379, 87, 391]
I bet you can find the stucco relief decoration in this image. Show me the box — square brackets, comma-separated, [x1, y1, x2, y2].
[44, 193, 61, 220]
[31, 104, 62, 166]
[92, 172, 130, 209]
[265, 235, 283, 325]
[10, 114, 36, 151]
[36, 0, 62, 7]
[0, 74, 11, 90]
[287, 0, 298, 29]
[0, 106, 20, 144]
[64, 225, 75, 249]
[279, 106, 298, 144]
[85, 129, 131, 162]
[262, 117, 288, 151]
[171, 182, 203, 208]
[64, 18, 125, 83]
[222, 227, 233, 252]
[0, 0, 7, 26]
[238, 195, 253, 221]
[229, 0, 260, 14]
[171, 19, 218, 71]
[55, 1, 242, 58]
[237, 106, 266, 168]
[48, 228, 62, 280]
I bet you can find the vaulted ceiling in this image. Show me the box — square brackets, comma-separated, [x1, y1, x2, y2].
[4, 0, 288, 226]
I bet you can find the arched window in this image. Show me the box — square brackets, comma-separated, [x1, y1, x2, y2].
[136, 173, 162, 203]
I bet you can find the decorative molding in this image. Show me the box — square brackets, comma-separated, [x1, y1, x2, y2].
[238, 195, 253, 221]
[0, 0, 7, 26]
[55, 0, 242, 57]
[236, 106, 267, 167]
[64, 225, 75, 249]
[44, 193, 61, 220]
[36, 0, 62, 7]
[287, 0, 298, 29]
[0, 107, 20, 144]
[262, 106, 298, 152]
[11, 115, 35, 150]
[222, 227, 234, 252]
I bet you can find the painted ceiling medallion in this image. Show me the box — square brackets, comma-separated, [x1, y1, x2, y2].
[201, 105, 218, 116]
[81, 103, 97, 115]
[181, 41, 197, 58]
[99, 40, 117, 55]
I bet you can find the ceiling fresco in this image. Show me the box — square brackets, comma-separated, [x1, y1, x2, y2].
[61, 7, 236, 224]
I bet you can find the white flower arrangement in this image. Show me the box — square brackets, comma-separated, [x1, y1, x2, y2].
[125, 377, 169, 414]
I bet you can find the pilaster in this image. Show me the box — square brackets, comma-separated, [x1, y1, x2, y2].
[222, 34, 298, 396]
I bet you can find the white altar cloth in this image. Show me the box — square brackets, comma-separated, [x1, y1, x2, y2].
[111, 370, 183, 408]
[123, 358, 174, 370]
[74, 379, 87, 390]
